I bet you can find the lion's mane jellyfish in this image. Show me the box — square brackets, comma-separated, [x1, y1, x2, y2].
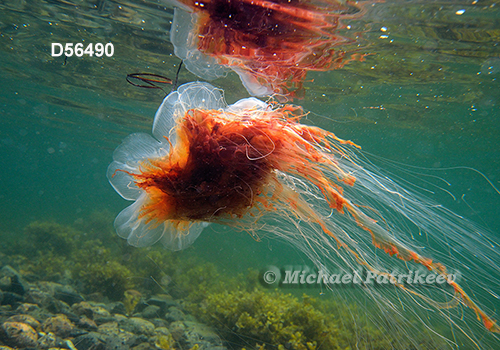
[169, 0, 364, 98]
[109, 82, 500, 348]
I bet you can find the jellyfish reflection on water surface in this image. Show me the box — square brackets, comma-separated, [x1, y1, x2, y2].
[169, 0, 365, 97]
[108, 82, 500, 348]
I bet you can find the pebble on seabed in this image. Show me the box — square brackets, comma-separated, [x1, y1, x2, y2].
[6, 315, 40, 331]
[0, 322, 38, 348]
[0, 265, 227, 350]
[42, 314, 75, 338]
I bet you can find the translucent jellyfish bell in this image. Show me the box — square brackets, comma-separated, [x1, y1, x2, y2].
[152, 81, 225, 141]
[107, 82, 223, 250]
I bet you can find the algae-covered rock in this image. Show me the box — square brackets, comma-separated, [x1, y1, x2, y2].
[38, 281, 84, 305]
[6, 314, 40, 331]
[165, 306, 185, 323]
[155, 332, 175, 350]
[76, 315, 98, 331]
[37, 331, 57, 348]
[141, 305, 161, 319]
[71, 301, 111, 320]
[0, 321, 38, 348]
[123, 290, 143, 315]
[119, 317, 155, 336]
[42, 314, 75, 338]
[0, 266, 27, 295]
[72, 333, 106, 350]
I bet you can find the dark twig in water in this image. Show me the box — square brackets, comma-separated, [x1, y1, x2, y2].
[97, 0, 106, 13]
[171, 60, 183, 92]
[126, 60, 184, 96]
[126, 73, 173, 93]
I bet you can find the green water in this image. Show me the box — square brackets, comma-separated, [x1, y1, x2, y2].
[1, 0, 499, 349]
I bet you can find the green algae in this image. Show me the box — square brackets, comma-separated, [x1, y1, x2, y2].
[155, 333, 176, 350]
[123, 289, 143, 316]
[22, 221, 78, 257]
[189, 288, 449, 350]
[73, 250, 135, 300]
[189, 289, 384, 350]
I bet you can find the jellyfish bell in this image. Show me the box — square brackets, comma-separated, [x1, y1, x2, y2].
[107, 82, 224, 250]
[109, 81, 500, 348]
[168, 0, 365, 98]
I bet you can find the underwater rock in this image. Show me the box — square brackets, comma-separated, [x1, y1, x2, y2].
[97, 321, 120, 335]
[111, 314, 127, 323]
[38, 281, 84, 305]
[165, 306, 185, 323]
[1, 292, 23, 307]
[169, 320, 186, 341]
[0, 277, 10, 291]
[165, 320, 222, 349]
[71, 301, 114, 324]
[90, 305, 111, 318]
[0, 266, 27, 295]
[154, 326, 171, 337]
[37, 331, 57, 348]
[149, 318, 168, 329]
[145, 295, 178, 313]
[97, 320, 143, 343]
[25, 285, 72, 315]
[130, 343, 155, 350]
[184, 321, 222, 348]
[72, 301, 95, 318]
[0, 321, 38, 348]
[72, 333, 106, 350]
[0, 305, 12, 316]
[45, 297, 72, 315]
[15, 303, 40, 314]
[42, 314, 75, 338]
[119, 317, 155, 336]
[6, 314, 40, 331]
[95, 321, 142, 350]
[107, 302, 126, 315]
[54, 287, 85, 306]
[94, 315, 116, 326]
[139, 305, 160, 319]
[24, 288, 54, 307]
[77, 315, 98, 331]
[104, 331, 141, 350]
